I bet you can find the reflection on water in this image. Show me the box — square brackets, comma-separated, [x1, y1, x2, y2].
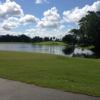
[0, 43, 65, 56]
[63, 46, 94, 58]
[74, 48, 94, 55]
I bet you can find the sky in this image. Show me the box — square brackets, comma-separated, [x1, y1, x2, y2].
[0, 0, 99, 38]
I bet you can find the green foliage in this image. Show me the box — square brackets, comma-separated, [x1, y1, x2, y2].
[62, 34, 76, 45]
[79, 11, 100, 47]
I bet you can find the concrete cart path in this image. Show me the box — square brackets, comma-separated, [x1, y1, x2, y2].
[0, 78, 100, 100]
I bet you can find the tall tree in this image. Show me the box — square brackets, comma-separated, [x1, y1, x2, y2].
[79, 11, 100, 48]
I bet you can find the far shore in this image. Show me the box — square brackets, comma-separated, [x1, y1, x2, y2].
[33, 41, 66, 46]
[0, 41, 66, 46]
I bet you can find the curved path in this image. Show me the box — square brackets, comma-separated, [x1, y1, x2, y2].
[0, 78, 99, 100]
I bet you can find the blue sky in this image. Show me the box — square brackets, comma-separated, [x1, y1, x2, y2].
[0, 0, 99, 38]
[3, 0, 96, 18]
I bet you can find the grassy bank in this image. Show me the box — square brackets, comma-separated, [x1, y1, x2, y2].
[0, 51, 100, 96]
[33, 41, 66, 46]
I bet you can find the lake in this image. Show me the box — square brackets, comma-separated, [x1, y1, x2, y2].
[0, 43, 65, 56]
[0, 43, 94, 57]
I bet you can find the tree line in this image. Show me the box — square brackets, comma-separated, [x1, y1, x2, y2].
[0, 34, 60, 42]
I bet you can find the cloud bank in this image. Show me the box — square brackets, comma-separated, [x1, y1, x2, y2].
[63, 1, 100, 23]
[0, 0, 100, 38]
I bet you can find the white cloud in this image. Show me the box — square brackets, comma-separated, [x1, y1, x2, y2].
[19, 14, 39, 24]
[0, 0, 39, 31]
[35, 0, 48, 4]
[0, 0, 24, 19]
[37, 7, 62, 29]
[1, 17, 19, 30]
[63, 1, 100, 23]
[25, 28, 68, 38]
[0, 27, 68, 38]
[0, 28, 20, 36]
[1, 14, 39, 30]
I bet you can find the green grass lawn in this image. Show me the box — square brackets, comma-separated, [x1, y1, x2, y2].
[0, 51, 100, 96]
[33, 41, 66, 46]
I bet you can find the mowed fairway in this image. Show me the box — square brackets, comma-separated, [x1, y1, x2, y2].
[0, 51, 100, 96]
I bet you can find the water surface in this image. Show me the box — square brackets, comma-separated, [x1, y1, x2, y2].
[0, 43, 65, 56]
